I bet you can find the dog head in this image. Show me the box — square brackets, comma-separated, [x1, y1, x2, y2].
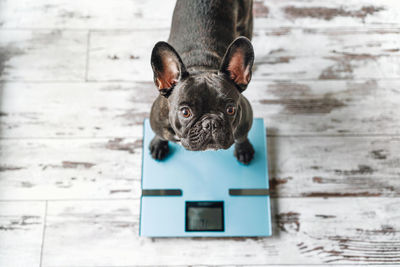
[150, 37, 254, 151]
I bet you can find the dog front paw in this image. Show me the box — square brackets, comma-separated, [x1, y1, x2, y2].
[234, 139, 255, 165]
[149, 137, 169, 160]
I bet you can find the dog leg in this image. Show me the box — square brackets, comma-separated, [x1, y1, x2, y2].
[149, 135, 169, 160]
[234, 138, 254, 164]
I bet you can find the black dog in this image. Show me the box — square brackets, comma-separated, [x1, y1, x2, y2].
[149, 0, 255, 164]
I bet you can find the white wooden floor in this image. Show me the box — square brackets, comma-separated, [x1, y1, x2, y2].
[1, 0, 400, 266]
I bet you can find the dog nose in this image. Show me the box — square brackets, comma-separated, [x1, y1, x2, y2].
[212, 120, 219, 129]
[202, 119, 211, 130]
[202, 119, 220, 131]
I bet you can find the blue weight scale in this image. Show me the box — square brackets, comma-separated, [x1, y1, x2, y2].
[140, 118, 271, 237]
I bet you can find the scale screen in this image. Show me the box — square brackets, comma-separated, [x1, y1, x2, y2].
[185, 201, 224, 231]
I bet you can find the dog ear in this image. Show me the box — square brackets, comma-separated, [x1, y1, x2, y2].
[219, 37, 254, 92]
[151, 41, 188, 97]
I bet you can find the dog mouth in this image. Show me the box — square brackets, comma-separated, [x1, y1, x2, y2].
[199, 139, 227, 151]
[180, 116, 234, 151]
[181, 135, 233, 151]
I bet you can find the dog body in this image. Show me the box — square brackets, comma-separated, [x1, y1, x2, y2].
[149, 0, 255, 164]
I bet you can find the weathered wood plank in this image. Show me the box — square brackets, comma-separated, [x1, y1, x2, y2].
[254, 0, 400, 28]
[267, 136, 400, 198]
[87, 28, 400, 82]
[0, 201, 45, 266]
[1, 80, 399, 138]
[249, 79, 400, 136]
[1, 0, 399, 29]
[0, 0, 176, 30]
[88, 30, 168, 82]
[0, 82, 156, 138]
[0, 30, 87, 81]
[253, 28, 400, 57]
[42, 198, 400, 265]
[0, 136, 399, 200]
[254, 54, 400, 80]
[1, 27, 398, 82]
[0, 138, 142, 200]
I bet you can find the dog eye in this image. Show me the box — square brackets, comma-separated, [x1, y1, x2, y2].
[181, 107, 191, 118]
[226, 105, 235, 115]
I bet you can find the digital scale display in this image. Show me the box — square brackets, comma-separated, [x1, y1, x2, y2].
[185, 201, 224, 231]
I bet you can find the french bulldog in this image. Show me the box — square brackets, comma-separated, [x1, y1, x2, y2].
[149, 0, 255, 164]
